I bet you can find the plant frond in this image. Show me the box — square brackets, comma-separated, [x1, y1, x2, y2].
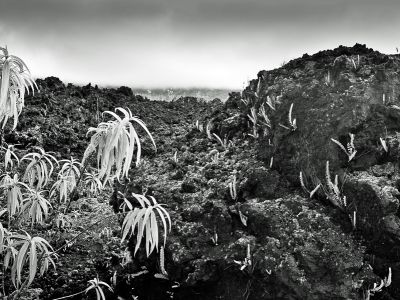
[9, 232, 55, 288]
[83, 107, 156, 184]
[21, 147, 59, 189]
[21, 189, 52, 225]
[120, 193, 171, 257]
[0, 47, 37, 129]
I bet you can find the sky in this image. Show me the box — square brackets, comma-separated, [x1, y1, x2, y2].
[0, 0, 399, 89]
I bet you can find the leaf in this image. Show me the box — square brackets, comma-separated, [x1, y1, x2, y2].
[380, 137, 388, 152]
[309, 184, 321, 198]
[28, 239, 37, 285]
[348, 150, 357, 162]
[288, 103, 293, 125]
[15, 241, 29, 286]
[239, 210, 248, 226]
[331, 138, 348, 155]
[299, 171, 309, 193]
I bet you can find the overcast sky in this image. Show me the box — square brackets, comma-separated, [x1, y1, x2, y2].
[1, 0, 399, 89]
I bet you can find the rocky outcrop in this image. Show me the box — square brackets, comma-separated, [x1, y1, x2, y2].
[216, 44, 400, 183]
[206, 44, 400, 299]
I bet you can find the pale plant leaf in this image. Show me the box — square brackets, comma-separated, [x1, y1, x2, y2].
[309, 184, 321, 198]
[331, 138, 348, 155]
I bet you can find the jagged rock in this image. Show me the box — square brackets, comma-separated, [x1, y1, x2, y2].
[215, 113, 248, 138]
[371, 162, 396, 177]
[344, 172, 400, 238]
[237, 196, 370, 300]
[224, 92, 242, 109]
[181, 203, 205, 222]
[382, 215, 400, 241]
[181, 177, 199, 193]
[241, 167, 281, 200]
[238, 44, 400, 184]
[116, 85, 133, 97]
[36, 76, 65, 90]
[170, 169, 185, 180]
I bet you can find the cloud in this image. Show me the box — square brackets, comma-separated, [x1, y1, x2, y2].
[0, 0, 399, 88]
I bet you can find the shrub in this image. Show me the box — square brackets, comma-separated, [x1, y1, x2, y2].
[120, 192, 171, 257]
[0, 46, 37, 129]
[0, 173, 28, 218]
[21, 189, 51, 226]
[82, 107, 156, 184]
[8, 231, 56, 287]
[21, 147, 58, 189]
[83, 170, 103, 196]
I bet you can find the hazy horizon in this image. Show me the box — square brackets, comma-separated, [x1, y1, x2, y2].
[1, 0, 399, 89]
[36, 77, 239, 91]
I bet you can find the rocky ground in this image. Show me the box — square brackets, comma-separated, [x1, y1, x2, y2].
[3, 44, 400, 299]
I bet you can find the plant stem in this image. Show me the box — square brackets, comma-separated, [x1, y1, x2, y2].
[1, 266, 6, 298]
[0, 128, 4, 149]
[11, 275, 30, 300]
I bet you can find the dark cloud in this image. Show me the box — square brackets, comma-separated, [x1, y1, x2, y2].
[0, 0, 399, 88]
[0, 0, 167, 23]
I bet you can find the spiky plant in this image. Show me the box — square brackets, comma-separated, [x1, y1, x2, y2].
[259, 103, 271, 129]
[83, 171, 103, 196]
[365, 267, 392, 299]
[247, 106, 259, 138]
[21, 147, 58, 189]
[54, 212, 72, 229]
[212, 133, 229, 149]
[205, 121, 213, 140]
[331, 133, 357, 161]
[50, 174, 76, 203]
[1, 144, 20, 171]
[59, 157, 81, 179]
[324, 161, 347, 209]
[0, 46, 37, 129]
[120, 192, 171, 257]
[82, 107, 156, 184]
[0, 173, 29, 218]
[7, 231, 56, 288]
[85, 277, 113, 300]
[299, 171, 321, 199]
[229, 175, 237, 201]
[20, 189, 51, 225]
[50, 157, 81, 203]
[265, 95, 276, 110]
[279, 103, 297, 131]
[288, 103, 297, 130]
[0, 209, 7, 252]
[380, 137, 388, 152]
